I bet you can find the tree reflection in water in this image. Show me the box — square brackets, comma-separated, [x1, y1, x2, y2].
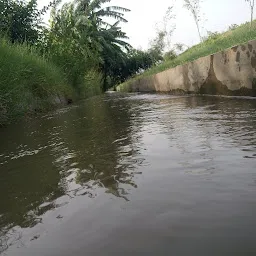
[0, 94, 144, 253]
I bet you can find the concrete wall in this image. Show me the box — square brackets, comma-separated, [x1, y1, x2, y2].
[118, 40, 256, 96]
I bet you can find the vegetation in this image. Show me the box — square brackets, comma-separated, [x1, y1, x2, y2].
[0, 0, 160, 125]
[0, 0, 42, 44]
[245, 0, 255, 29]
[183, 0, 203, 42]
[118, 20, 256, 92]
[0, 39, 70, 125]
[1, 0, 256, 124]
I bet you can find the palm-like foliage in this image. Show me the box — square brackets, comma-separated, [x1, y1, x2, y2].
[46, 0, 131, 91]
[75, 0, 130, 26]
[74, 0, 131, 89]
[96, 22, 131, 89]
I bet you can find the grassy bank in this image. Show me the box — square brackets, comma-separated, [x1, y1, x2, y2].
[118, 21, 256, 91]
[0, 40, 72, 125]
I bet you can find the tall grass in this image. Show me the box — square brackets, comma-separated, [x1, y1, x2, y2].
[0, 39, 71, 125]
[48, 48, 103, 100]
[82, 70, 103, 98]
[119, 21, 256, 90]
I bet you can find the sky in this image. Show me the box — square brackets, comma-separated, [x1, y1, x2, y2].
[38, 0, 253, 50]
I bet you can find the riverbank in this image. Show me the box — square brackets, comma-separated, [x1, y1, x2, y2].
[0, 40, 68, 126]
[0, 40, 102, 126]
[117, 21, 256, 94]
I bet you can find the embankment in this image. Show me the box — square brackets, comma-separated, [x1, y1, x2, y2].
[0, 40, 102, 126]
[117, 40, 256, 96]
[0, 40, 73, 126]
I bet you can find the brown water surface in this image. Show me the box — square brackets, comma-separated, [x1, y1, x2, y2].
[0, 93, 256, 255]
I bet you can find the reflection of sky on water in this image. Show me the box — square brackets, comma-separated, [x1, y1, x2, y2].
[1, 94, 256, 254]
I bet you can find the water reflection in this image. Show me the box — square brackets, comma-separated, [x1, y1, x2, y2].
[0, 94, 256, 255]
[0, 96, 144, 253]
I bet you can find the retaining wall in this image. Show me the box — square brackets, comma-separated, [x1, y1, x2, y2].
[117, 40, 256, 96]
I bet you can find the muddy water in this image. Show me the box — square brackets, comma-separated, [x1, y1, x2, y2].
[0, 93, 256, 255]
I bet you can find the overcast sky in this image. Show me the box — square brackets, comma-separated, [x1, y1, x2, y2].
[39, 0, 253, 50]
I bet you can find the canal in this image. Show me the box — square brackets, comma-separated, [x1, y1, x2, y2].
[1, 93, 256, 255]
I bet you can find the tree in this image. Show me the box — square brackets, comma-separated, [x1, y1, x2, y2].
[0, 0, 59, 44]
[0, 0, 41, 43]
[174, 43, 188, 53]
[114, 49, 158, 83]
[149, 30, 166, 56]
[75, 0, 130, 26]
[97, 22, 131, 90]
[74, 0, 131, 90]
[229, 24, 239, 30]
[183, 0, 203, 42]
[47, 2, 98, 93]
[163, 49, 177, 61]
[162, 6, 176, 50]
[245, 0, 255, 29]
[46, 0, 131, 91]
[149, 5, 176, 59]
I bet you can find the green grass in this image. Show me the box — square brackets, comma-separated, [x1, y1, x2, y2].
[82, 70, 103, 98]
[0, 39, 71, 125]
[118, 21, 256, 91]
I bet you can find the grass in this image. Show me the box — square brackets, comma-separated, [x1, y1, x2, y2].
[0, 39, 71, 125]
[118, 21, 256, 91]
[82, 70, 103, 98]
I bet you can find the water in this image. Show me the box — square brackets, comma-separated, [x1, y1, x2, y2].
[0, 93, 256, 255]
